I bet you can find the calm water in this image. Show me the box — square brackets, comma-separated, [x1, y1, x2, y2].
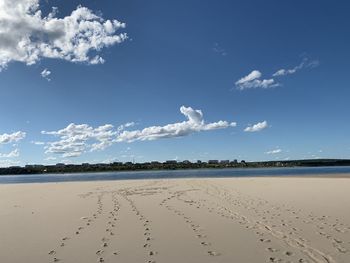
[1, 166, 350, 184]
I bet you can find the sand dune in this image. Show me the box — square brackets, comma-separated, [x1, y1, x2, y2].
[0, 177, 349, 263]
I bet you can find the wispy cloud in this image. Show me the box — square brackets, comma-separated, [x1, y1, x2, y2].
[265, 148, 282, 154]
[244, 121, 268, 132]
[273, 57, 319, 77]
[44, 156, 57, 161]
[213, 43, 227, 56]
[0, 0, 127, 71]
[31, 141, 45, 145]
[235, 70, 279, 90]
[0, 149, 20, 158]
[0, 131, 26, 144]
[235, 57, 319, 90]
[42, 106, 237, 158]
[41, 69, 51, 81]
[0, 159, 20, 167]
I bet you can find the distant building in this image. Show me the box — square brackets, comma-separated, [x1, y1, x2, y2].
[208, 160, 219, 164]
[165, 160, 177, 164]
[196, 160, 202, 164]
[55, 163, 65, 167]
[182, 160, 191, 164]
[25, 164, 44, 169]
[220, 160, 230, 164]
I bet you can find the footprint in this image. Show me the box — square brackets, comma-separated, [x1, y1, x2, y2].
[208, 251, 220, 256]
[267, 247, 278, 252]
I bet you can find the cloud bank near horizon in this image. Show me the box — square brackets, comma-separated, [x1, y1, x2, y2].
[42, 106, 237, 158]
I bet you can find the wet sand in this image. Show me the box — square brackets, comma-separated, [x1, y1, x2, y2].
[0, 176, 349, 263]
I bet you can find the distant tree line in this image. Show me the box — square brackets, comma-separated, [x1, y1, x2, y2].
[1, 159, 350, 176]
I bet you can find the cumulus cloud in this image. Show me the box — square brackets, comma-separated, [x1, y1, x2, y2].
[244, 121, 268, 132]
[0, 0, 127, 70]
[42, 123, 118, 157]
[0, 148, 20, 158]
[40, 68, 51, 81]
[273, 57, 319, 77]
[265, 148, 282, 154]
[116, 106, 237, 142]
[0, 131, 26, 144]
[235, 70, 279, 90]
[42, 106, 236, 157]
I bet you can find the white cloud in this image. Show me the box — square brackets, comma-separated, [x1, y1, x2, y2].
[0, 131, 26, 144]
[41, 68, 51, 81]
[0, 148, 20, 158]
[42, 123, 118, 157]
[235, 70, 279, 90]
[244, 121, 268, 132]
[42, 106, 236, 157]
[265, 148, 282, 154]
[31, 140, 45, 145]
[116, 106, 236, 142]
[273, 58, 319, 77]
[0, 0, 127, 71]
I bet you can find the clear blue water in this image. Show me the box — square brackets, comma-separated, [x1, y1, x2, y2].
[1, 166, 350, 184]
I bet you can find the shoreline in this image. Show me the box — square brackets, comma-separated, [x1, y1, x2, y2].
[1, 169, 350, 185]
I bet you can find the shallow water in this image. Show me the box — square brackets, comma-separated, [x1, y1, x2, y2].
[1, 166, 350, 184]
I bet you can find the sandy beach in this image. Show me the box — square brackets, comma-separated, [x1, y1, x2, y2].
[0, 176, 350, 263]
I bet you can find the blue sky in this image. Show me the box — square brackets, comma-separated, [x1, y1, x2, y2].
[0, 0, 349, 166]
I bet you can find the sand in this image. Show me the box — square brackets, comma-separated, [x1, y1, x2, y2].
[0, 176, 350, 263]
